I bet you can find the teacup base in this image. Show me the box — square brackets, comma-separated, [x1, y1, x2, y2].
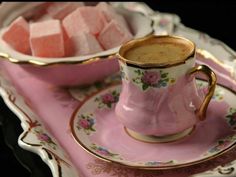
[124, 126, 195, 143]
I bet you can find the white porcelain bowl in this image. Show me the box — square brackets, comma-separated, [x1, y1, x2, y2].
[0, 2, 153, 87]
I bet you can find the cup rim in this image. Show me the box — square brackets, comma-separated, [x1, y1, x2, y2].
[117, 34, 196, 68]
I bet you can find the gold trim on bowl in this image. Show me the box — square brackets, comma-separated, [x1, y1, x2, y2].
[0, 5, 155, 67]
[0, 31, 155, 67]
[0, 51, 117, 66]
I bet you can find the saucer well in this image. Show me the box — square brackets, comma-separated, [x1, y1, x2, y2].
[70, 80, 236, 170]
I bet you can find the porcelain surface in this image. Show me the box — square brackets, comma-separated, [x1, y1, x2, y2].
[1, 2, 236, 177]
[0, 2, 154, 87]
[0, 3, 153, 64]
[70, 80, 236, 169]
[116, 51, 211, 137]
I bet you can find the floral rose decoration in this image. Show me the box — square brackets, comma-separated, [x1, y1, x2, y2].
[132, 69, 174, 91]
[141, 71, 160, 86]
[77, 114, 96, 135]
[95, 90, 119, 108]
[101, 93, 116, 104]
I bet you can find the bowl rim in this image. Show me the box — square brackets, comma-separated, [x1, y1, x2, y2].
[0, 4, 154, 66]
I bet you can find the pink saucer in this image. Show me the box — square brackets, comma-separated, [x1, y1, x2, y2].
[70, 80, 236, 170]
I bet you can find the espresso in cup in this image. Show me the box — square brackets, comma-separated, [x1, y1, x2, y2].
[115, 35, 216, 143]
[123, 37, 194, 64]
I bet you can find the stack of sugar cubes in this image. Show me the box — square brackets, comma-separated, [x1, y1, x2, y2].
[2, 2, 133, 58]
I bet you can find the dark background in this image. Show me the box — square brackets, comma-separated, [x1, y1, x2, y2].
[1, 1, 236, 176]
[145, 0, 236, 50]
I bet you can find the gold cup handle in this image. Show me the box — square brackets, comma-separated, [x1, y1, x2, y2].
[188, 65, 217, 121]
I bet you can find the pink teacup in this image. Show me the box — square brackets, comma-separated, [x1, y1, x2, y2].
[115, 35, 217, 143]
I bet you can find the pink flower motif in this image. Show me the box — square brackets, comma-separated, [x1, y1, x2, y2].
[141, 71, 160, 86]
[37, 133, 50, 142]
[101, 93, 115, 104]
[79, 119, 90, 129]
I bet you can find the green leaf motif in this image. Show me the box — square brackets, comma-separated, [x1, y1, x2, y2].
[134, 70, 142, 75]
[107, 103, 112, 108]
[163, 78, 169, 82]
[90, 127, 96, 132]
[94, 82, 103, 89]
[161, 73, 168, 78]
[142, 84, 149, 90]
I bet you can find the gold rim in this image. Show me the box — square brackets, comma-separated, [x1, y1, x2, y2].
[0, 12, 155, 67]
[118, 34, 196, 68]
[0, 52, 117, 66]
[70, 81, 236, 170]
[124, 126, 195, 143]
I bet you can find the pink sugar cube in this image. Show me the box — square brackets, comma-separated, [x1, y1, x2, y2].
[47, 2, 84, 20]
[71, 32, 103, 56]
[96, 2, 117, 22]
[62, 6, 105, 37]
[62, 27, 74, 57]
[30, 20, 65, 58]
[98, 20, 133, 50]
[96, 2, 130, 30]
[2, 16, 30, 54]
[36, 14, 53, 22]
[24, 3, 53, 21]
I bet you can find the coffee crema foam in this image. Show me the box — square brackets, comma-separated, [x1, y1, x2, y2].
[124, 39, 194, 64]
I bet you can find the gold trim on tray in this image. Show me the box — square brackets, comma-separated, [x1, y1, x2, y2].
[69, 80, 236, 170]
[1, 2, 236, 176]
[0, 85, 71, 177]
